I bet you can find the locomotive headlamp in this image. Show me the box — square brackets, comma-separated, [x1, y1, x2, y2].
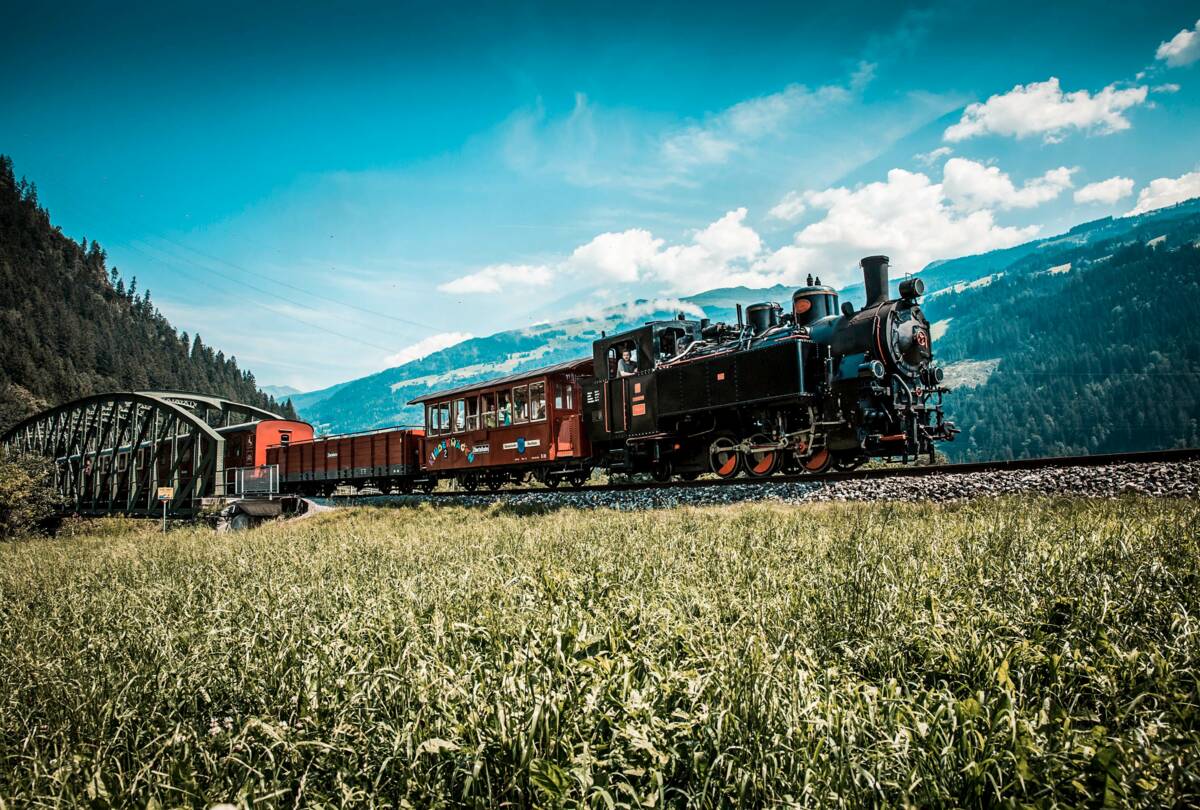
[921, 366, 944, 386]
[898, 277, 925, 299]
[858, 360, 886, 379]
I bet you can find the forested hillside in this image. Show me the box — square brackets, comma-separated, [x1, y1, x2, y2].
[928, 217, 1200, 460]
[0, 156, 296, 433]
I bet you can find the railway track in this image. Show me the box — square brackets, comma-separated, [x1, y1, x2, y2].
[329, 447, 1200, 502]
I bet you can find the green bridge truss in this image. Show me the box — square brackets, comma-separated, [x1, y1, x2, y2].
[0, 392, 282, 517]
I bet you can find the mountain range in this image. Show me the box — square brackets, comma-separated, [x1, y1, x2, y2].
[286, 197, 1200, 460]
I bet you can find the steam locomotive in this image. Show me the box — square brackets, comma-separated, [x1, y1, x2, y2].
[581, 254, 957, 479]
[267, 253, 956, 493]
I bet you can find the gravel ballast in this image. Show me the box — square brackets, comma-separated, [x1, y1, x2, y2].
[331, 459, 1200, 511]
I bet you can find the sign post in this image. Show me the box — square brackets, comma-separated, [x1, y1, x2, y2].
[157, 487, 174, 533]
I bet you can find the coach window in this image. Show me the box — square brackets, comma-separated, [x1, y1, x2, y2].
[426, 404, 435, 434]
[530, 381, 546, 421]
[454, 399, 466, 432]
[438, 402, 450, 435]
[466, 396, 480, 430]
[566, 383, 574, 410]
[280, 431, 291, 447]
[512, 385, 529, 423]
[498, 390, 513, 425]
[481, 392, 496, 428]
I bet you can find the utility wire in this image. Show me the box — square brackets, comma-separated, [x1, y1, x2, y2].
[122, 241, 405, 355]
[149, 234, 445, 333]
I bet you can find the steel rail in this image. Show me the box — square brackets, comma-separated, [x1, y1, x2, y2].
[329, 447, 1200, 502]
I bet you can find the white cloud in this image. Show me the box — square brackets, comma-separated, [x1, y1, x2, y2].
[1127, 171, 1200, 215]
[914, 146, 953, 166]
[1156, 19, 1200, 67]
[442, 165, 1055, 300]
[438, 263, 553, 294]
[661, 83, 851, 169]
[692, 208, 762, 262]
[568, 229, 663, 282]
[1073, 176, 1135, 205]
[942, 158, 1075, 211]
[944, 77, 1149, 143]
[790, 168, 1040, 280]
[1152, 83, 1181, 94]
[383, 332, 474, 368]
[768, 191, 807, 221]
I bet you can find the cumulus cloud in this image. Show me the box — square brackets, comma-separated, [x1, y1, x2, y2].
[1073, 176, 1135, 205]
[789, 169, 1040, 279]
[941, 158, 1075, 211]
[944, 77, 1149, 143]
[438, 263, 553, 295]
[768, 191, 806, 221]
[383, 332, 474, 367]
[568, 229, 663, 283]
[441, 168, 1052, 299]
[1127, 171, 1200, 215]
[914, 146, 953, 166]
[1156, 19, 1200, 67]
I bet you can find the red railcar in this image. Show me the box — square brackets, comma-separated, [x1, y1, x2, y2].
[409, 358, 593, 490]
[266, 427, 424, 495]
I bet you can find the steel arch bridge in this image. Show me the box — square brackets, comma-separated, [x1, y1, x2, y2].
[0, 391, 282, 516]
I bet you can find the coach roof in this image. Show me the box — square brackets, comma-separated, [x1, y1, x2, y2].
[407, 357, 593, 405]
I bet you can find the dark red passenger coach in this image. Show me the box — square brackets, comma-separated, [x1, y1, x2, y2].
[408, 358, 593, 490]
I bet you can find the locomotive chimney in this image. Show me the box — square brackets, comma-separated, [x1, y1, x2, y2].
[860, 255, 890, 307]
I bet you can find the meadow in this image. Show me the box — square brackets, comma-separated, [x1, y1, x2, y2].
[0, 497, 1197, 807]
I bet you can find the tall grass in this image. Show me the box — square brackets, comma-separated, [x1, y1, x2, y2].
[1, 498, 1197, 806]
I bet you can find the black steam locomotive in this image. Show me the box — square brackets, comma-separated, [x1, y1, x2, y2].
[581, 255, 957, 478]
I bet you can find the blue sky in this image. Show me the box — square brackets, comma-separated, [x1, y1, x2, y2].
[3, 1, 1199, 390]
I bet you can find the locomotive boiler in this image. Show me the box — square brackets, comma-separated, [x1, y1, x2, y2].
[581, 255, 956, 479]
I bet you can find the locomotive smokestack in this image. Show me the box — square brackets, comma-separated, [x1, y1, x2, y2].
[860, 255, 890, 307]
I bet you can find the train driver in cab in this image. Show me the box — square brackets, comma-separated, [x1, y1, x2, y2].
[617, 345, 638, 377]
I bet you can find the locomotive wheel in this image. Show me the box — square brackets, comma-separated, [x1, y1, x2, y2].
[709, 435, 742, 479]
[568, 472, 588, 489]
[745, 433, 781, 478]
[801, 448, 833, 474]
[460, 475, 479, 492]
[651, 460, 673, 482]
[485, 475, 504, 492]
[545, 475, 561, 489]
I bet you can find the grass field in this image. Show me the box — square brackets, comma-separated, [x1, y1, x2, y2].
[1, 498, 1198, 807]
